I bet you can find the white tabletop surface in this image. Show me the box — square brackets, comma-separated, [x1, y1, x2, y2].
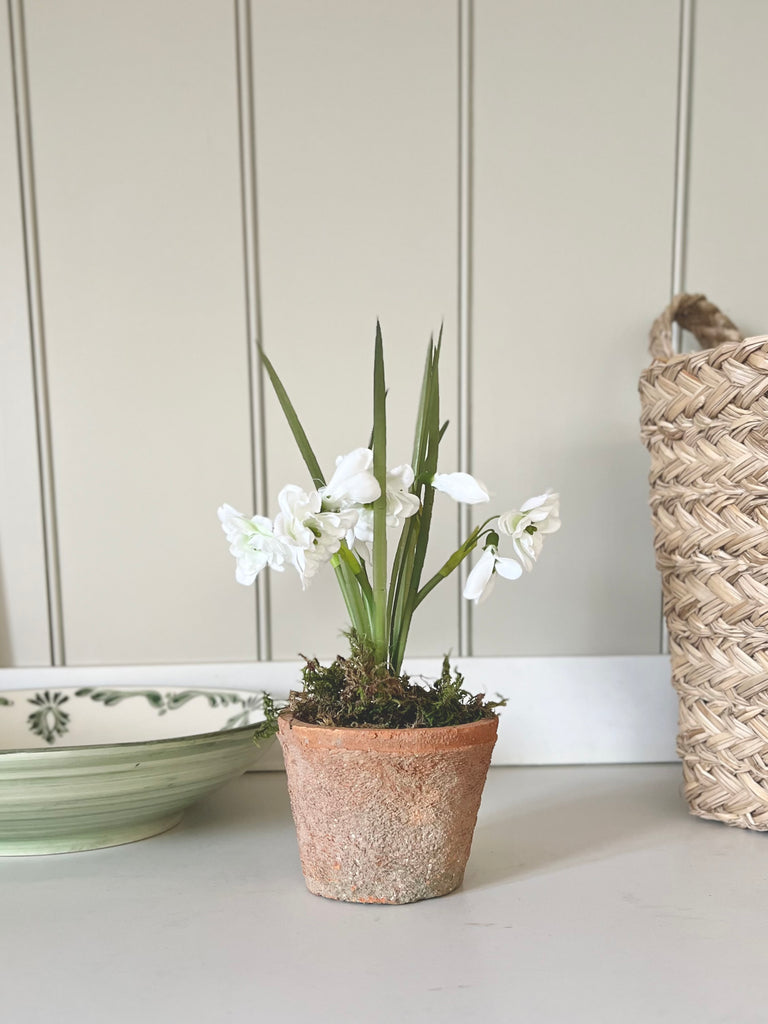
[3, 764, 766, 1024]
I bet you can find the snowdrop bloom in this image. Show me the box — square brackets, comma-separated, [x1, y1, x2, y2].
[462, 545, 523, 605]
[508, 529, 544, 573]
[273, 484, 357, 588]
[383, 464, 421, 524]
[319, 448, 381, 510]
[497, 491, 561, 571]
[353, 464, 421, 544]
[217, 504, 290, 586]
[432, 472, 490, 504]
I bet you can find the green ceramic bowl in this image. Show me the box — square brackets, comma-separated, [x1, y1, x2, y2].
[0, 685, 272, 855]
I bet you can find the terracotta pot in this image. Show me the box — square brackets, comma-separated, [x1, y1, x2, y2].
[277, 712, 498, 904]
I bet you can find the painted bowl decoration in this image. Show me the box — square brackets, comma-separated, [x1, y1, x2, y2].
[0, 685, 272, 856]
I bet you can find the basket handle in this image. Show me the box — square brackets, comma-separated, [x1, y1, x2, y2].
[649, 293, 743, 361]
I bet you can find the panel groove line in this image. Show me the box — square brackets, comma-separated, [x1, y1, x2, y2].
[661, 0, 694, 656]
[457, 0, 474, 656]
[6, 0, 63, 666]
[671, 0, 694, 319]
[235, 0, 271, 660]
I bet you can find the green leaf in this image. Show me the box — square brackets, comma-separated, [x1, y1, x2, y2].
[411, 339, 435, 472]
[371, 322, 388, 665]
[338, 542, 373, 605]
[367, 388, 389, 451]
[388, 337, 438, 661]
[330, 554, 370, 638]
[390, 332, 444, 673]
[259, 346, 325, 489]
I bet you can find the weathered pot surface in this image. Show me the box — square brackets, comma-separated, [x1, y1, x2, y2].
[278, 712, 498, 904]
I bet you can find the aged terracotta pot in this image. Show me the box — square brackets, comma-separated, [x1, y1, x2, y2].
[277, 712, 498, 904]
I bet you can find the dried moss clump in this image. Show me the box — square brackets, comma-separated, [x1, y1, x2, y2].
[257, 632, 503, 735]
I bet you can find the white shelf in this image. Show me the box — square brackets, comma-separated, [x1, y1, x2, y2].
[0, 655, 679, 764]
[3, 765, 762, 1024]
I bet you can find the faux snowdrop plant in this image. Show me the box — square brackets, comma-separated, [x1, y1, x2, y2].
[220, 325, 560, 729]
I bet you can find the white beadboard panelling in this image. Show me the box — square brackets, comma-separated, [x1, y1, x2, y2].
[250, 0, 459, 661]
[472, 0, 677, 656]
[0, 655, 678, 765]
[22, 0, 256, 664]
[0, 6, 49, 666]
[686, 0, 768, 335]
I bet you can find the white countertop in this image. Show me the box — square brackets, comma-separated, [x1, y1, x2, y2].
[3, 764, 766, 1024]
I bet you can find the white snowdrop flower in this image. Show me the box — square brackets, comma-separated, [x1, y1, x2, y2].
[383, 464, 421, 526]
[273, 485, 357, 588]
[347, 463, 421, 559]
[498, 492, 561, 536]
[462, 545, 522, 605]
[432, 472, 490, 505]
[217, 504, 290, 586]
[319, 448, 380, 509]
[497, 492, 560, 571]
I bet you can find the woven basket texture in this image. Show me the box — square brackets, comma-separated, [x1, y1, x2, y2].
[640, 293, 768, 830]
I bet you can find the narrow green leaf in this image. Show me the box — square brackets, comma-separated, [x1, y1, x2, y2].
[388, 338, 438, 662]
[411, 339, 434, 472]
[393, 487, 435, 673]
[372, 322, 388, 665]
[391, 339, 444, 672]
[330, 554, 369, 637]
[367, 388, 389, 451]
[387, 509, 419, 654]
[339, 543, 373, 605]
[259, 346, 325, 488]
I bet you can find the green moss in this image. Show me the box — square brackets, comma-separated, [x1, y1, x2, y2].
[253, 692, 281, 742]
[272, 632, 504, 731]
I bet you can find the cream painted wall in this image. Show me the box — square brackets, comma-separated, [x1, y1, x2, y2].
[686, 0, 768, 337]
[0, 3, 49, 665]
[17, 0, 257, 664]
[472, 0, 677, 655]
[1, 0, 765, 667]
[250, 0, 459, 660]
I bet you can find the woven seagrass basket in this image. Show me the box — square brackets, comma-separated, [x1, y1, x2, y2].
[639, 293, 768, 830]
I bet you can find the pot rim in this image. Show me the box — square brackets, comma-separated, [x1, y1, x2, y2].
[277, 711, 498, 753]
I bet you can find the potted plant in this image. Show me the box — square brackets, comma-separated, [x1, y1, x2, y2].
[219, 325, 560, 903]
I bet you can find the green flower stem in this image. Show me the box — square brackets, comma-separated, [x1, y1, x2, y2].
[413, 519, 502, 610]
[331, 554, 369, 638]
[386, 509, 418, 654]
[414, 537, 479, 609]
[338, 542, 373, 603]
[392, 484, 435, 674]
[356, 552, 372, 594]
[389, 513, 419, 663]
[338, 543, 373, 635]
